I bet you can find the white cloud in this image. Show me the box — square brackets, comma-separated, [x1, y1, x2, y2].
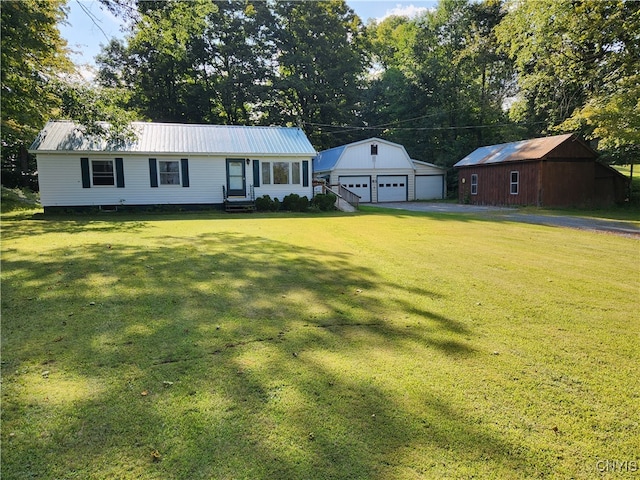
[379, 4, 430, 21]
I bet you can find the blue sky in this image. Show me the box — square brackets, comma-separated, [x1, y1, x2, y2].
[60, 0, 438, 77]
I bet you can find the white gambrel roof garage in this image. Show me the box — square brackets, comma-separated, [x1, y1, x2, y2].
[313, 137, 446, 203]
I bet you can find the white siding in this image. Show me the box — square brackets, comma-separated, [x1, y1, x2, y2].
[336, 141, 414, 170]
[252, 157, 313, 201]
[37, 153, 312, 207]
[413, 161, 445, 175]
[314, 139, 448, 203]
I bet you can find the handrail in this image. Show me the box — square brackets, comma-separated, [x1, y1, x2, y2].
[325, 183, 360, 209]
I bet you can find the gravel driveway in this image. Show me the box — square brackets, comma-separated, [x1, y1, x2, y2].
[374, 202, 640, 237]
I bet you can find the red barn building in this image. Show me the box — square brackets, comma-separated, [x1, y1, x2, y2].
[454, 134, 628, 207]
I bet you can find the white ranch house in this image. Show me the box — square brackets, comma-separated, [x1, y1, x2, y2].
[313, 137, 446, 203]
[30, 121, 316, 213]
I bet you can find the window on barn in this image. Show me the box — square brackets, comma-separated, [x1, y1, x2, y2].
[471, 174, 478, 195]
[92, 160, 115, 186]
[510, 171, 519, 195]
[273, 162, 289, 184]
[159, 161, 180, 185]
[262, 162, 271, 184]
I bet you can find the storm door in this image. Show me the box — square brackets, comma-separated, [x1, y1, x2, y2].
[226, 158, 246, 196]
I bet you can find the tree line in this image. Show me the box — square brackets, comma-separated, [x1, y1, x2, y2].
[2, 0, 638, 191]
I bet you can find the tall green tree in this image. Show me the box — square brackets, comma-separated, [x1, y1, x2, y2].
[97, 0, 278, 125]
[362, 0, 517, 167]
[270, 0, 368, 149]
[1, 0, 72, 186]
[496, 0, 640, 164]
[1, 0, 138, 188]
[98, 0, 213, 122]
[192, 0, 278, 124]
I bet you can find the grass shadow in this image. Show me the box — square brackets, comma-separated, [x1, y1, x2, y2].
[2, 223, 552, 478]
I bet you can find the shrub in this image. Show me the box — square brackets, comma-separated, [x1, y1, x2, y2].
[255, 195, 274, 212]
[271, 197, 281, 212]
[282, 193, 309, 212]
[311, 193, 337, 211]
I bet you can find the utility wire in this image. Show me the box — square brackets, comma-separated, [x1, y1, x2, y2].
[306, 120, 546, 136]
[306, 108, 468, 131]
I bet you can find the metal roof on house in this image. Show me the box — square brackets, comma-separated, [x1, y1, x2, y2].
[29, 121, 317, 156]
[453, 133, 581, 167]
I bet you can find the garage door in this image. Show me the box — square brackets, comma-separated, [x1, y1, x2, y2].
[377, 175, 407, 202]
[415, 175, 444, 200]
[338, 176, 371, 203]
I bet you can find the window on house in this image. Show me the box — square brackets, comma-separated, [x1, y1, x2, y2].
[510, 171, 519, 194]
[471, 174, 478, 195]
[262, 162, 271, 184]
[159, 161, 180, 185]
[371, 144, 378, 155]
[273, 162, 289, 184]
[92, 160, 114, 186]
[291, 162, 301, 184]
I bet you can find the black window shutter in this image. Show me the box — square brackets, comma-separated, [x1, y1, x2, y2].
[149, 158, 158, 187]
[81, 158, 91, 188]
[253, 160, 260, 187]
[115, 158, 125, 188]
[180, 159, 189, 187]
[302, 160, 309, 187]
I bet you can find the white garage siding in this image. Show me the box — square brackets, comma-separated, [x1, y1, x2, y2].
[377, 175, 408, 202]
[314, 138, 447, 204]
[415, 175, 445, 200]
[338, 175, 371, 203]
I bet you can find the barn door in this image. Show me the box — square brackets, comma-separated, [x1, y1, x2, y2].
[226, 158, 246, 196]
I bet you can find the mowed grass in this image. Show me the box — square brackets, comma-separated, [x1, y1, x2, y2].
[2, 208, 638, 479]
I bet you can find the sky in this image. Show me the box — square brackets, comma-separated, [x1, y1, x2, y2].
[59, 0, 438, 78]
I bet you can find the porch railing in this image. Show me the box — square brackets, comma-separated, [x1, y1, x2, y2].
[325, 183, 360, 209]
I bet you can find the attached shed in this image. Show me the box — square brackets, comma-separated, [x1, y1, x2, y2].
[313, 137, 446, 203]
[30, 121, 316, 212]
[453, 134, 628, 207]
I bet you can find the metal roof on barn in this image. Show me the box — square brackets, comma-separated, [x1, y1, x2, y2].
[453, 133, 592, 167]
[29, 121, 317, 156]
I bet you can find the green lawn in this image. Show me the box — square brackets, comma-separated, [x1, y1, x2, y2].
[2, 207, 638, 479]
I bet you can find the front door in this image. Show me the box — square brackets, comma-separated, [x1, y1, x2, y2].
[226, 158, 246, 196]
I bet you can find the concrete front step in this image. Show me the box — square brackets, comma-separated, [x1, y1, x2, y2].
[335, 198, 357, 212]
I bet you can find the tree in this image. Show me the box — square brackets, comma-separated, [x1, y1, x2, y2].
[1, 0, 72, 187]
[1, 0, 138, 189]
[361, 0, 518, 168]
[496, 0, 640, 164]
[97, 0, 279, 125]
[270, 0, 368, 149]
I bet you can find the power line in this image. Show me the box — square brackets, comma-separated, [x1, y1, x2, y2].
[305, 108, 468, 131]
[305, 120, 545, 135]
